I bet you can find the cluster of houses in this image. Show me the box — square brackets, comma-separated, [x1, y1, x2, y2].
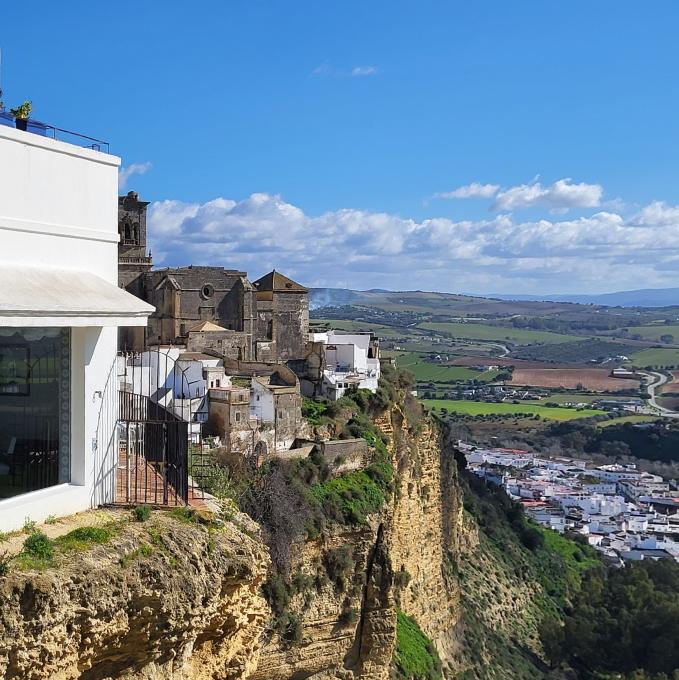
[462, 443, 679, 565]
[0, 110, 380, 531]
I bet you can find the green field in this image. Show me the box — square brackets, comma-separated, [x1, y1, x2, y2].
[597, 415, 659, 428]
[397, 353, 499, 382]
[622, 324, 679, 343]
[527, 393, 621, 405]
[422, 399, 604, 421]
[629, 347, 679, 368]
[417, 322, 578, 345]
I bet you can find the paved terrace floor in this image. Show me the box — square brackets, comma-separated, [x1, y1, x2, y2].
[115, 449, 207, 510]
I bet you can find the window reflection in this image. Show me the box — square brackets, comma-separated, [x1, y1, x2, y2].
[0, 328, 70, 499]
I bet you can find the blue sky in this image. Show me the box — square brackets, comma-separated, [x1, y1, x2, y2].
[3, 2, 679, 295]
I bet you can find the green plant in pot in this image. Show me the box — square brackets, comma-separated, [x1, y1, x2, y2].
[10, 100, 32, 131]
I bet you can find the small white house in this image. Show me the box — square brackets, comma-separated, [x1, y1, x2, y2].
[311, 330, 380, 400]
[0, 123, 153, 531]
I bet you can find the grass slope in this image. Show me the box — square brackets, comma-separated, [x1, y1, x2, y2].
[630, 347, 679, 368]
[423, 399, 603, 421]
[417, 322, 577, 345]
[396, 352, 499, 383]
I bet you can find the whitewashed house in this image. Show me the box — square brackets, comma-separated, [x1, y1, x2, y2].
[0, 123, 153, 531]
[311, 330, 380, 400]
[118, 348, 224, 442]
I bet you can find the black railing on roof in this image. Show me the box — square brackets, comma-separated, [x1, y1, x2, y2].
[0, 111, 110, 153]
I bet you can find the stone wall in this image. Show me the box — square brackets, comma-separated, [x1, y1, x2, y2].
[187, 329, 252, 361]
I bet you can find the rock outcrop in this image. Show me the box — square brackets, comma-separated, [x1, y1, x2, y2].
[0, 402, 483, 679]
[0, 511, 270, 680]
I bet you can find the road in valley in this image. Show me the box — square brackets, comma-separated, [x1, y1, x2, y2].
[639, 371, 679, 418]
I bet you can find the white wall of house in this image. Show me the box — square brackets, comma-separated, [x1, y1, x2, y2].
[251, 380, 275, 423]
[0, 127, 119, 279]
[0, 125, 150, 531]
[311, 330, 380, 400]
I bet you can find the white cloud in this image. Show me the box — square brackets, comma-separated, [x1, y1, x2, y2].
[633, 201, 679, 227]
[435, 182, 500, 200]
[351, 65, 377, 77]
[147, 192, 679, 295]
[312, 62, 378, 78]
[492, 178, 603, 212]
[118, 162, 152, 191]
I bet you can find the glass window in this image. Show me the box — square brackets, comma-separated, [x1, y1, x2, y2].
[0, 328, 70, 499]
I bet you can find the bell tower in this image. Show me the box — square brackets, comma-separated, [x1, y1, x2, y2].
[118, 190, 153, 291]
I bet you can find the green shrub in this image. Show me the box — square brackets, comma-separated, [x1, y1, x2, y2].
[302, 397, 330, 425]
[56, 526, 113, 552]
[23, 532, 53, 560]
[263, 571, 291, 615]
[394, 609, 442, 679]
[309, 434, 393, 526]
[277, 612, 303, 645]
[169, 506, 196, 524]
[132, 505, 152, 522]
[323, 545, 354, 591]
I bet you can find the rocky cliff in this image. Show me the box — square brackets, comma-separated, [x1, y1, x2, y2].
[0, 510, 270, 680]
[0, 401, 549, 679]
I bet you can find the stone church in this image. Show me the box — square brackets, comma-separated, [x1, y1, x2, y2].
[118, 191, 309, 362]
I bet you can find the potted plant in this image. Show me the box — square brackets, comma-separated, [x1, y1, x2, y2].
[10, 101, 32, 131]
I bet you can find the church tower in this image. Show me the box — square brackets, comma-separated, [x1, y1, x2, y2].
[118, 190, 153, 293]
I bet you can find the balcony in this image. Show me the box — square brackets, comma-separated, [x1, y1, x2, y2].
[0, 111, 110, 152]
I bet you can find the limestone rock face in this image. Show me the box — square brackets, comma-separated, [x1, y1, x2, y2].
[0, 404, 471, 679]
[382, 408, 465, 669]
[0, 512, 270, 680]
[251, 405, 468, 679]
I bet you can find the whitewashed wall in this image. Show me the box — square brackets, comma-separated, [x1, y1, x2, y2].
[0, 126, 124, 531]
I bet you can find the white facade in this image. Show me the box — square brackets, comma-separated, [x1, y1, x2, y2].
[0, 125, 152, 531]
[311, 330, 380, 400]
[118, 348, 224, 440]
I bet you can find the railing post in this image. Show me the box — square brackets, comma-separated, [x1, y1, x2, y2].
[125, 422, 131, 504]
[162, 423, 168, 505]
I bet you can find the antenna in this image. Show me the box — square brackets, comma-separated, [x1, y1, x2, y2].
[0, 47, 3, 103]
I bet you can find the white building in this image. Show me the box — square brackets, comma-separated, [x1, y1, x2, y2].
[118, 348, 225, 441]
[311, 330, 380, 400]
[0, 123, 153, 531]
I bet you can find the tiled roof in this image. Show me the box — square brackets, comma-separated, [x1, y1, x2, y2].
[253, 270, 308, 293]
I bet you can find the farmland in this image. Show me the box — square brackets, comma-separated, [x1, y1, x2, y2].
[629, 347, 679, 368]
[510, 367, 640, 392]
[417, 322, 577, 345]
[597, 415, 660, 428]
[527, 393, 629, 405]
[396, 353, 499, 382]
[621, 324, 679, 343]
[422, 399, 604, 421]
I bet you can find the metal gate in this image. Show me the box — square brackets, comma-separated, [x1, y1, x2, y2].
[115, 348, 204, 506]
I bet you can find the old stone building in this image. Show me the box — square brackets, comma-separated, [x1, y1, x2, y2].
[118, 191, 153, 294]
[118, 192, 309, 362]
[252, 270, 309, 363]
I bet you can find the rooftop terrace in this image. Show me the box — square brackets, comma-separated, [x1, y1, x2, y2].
[0, 110, 109, 152]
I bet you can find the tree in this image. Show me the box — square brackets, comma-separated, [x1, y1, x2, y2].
[660, 334, 675, 344]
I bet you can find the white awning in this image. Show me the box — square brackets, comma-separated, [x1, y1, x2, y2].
[0, 265, 155, 327]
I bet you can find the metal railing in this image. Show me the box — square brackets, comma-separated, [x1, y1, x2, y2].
[0, 111, 110, 152]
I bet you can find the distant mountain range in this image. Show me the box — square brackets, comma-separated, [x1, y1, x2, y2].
[488, 287, 679, 307]
[310, 286, 679, 309]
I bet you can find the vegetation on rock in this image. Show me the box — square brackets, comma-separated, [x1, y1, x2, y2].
[393, 608, 442, 680]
